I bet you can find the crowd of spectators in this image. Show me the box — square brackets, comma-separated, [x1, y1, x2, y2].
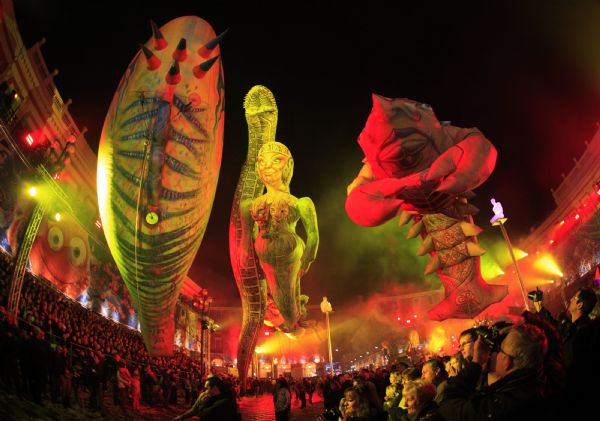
[314, 285, 600, 421]
[0, 249, 230, 416]
[2, 247, 600, 420]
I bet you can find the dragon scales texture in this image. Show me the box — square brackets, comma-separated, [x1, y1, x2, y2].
[419, 211, 507, 320]
[229, 85, 277, 392]
[97, 17, 225, 356]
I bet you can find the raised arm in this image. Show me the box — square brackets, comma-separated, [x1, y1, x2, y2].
[297, 197, 319, 277]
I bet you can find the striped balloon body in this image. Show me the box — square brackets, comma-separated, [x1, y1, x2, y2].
[97, 16, 224, 356]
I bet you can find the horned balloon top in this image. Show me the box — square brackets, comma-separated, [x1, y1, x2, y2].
[198, 29, 230, 57]
[143, 20, 227, 82]
[166, 62, 181, 85]
[172, 38, 187, 62]
[193, 56, 219, 79]
[140, 45, 161, 70]
[151, 20, 167, 50]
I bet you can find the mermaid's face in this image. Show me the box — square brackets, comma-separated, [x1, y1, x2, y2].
[257, 151, 289, 187]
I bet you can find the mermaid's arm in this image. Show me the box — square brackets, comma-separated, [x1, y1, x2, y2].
[297, 197, 319, 277]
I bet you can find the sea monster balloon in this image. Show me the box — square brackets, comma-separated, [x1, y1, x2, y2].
[229, 86, 319, 390]
[97, 17, 225, 355]
[346, 95, 507, 320]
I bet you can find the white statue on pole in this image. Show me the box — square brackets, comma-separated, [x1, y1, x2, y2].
[490, 198, 505, 225]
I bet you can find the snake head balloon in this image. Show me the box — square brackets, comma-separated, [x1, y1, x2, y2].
[346, 95, 507, 320]
[97, 17, 225, 355]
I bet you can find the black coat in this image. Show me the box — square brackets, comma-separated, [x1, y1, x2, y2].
[438, 362, 546, 421]
[196, 393, 241, 421]
[563, 316, 600, 417]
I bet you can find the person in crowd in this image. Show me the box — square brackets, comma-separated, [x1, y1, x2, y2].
[458, 328, 477, 362]
[445, 354, 465, 377]
[297, 377, 307, 408]
[161, 368, 174, 407]
[563, 286, 598, 367]
[107, 353, 120, 405]
[323, 374, 344, 412]
[131, 369, 141, 412]
[117, 360, 132, 408]
[173, 375, 241, 421]
[28, 328, 50, 405]
[354, 369, 383, 414]
[274, 377, 292, 421]
[384, 370, 405, 420]
[420, 359, 447, 404]
[306, 377, 316, 404]
[143, 364, 158, 407]
[182, 371, 192, 404]
[0, 312, 21, 396]
[339, 386, 377, 421]
[438, 323, 550, 420]
[402, 379, 443, 420]
[61, 366, 72, 407]
[562, 286, 599, 417]
[383, 383, 400, 412]
[86, 354, 103, 412]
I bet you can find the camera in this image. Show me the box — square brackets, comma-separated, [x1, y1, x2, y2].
[527, 287, 543, 302]
[474, 321, 512, 353]
[321, 408, 341, 421]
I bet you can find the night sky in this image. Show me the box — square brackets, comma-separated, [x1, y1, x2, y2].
[13, 0, 600, 308]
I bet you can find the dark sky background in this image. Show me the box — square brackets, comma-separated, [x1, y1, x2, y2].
[13, 0, 600, 308]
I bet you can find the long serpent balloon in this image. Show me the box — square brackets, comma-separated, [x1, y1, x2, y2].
[229, 85, 276, 391]
[346, 95, 507, 320]
[97, 17, 225, 355]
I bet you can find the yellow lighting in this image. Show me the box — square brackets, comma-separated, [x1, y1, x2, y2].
[28, 186, 38, 197]
[54, 213, 61, 222]
[481, 256, 504, 279]
[427, 327, 448, 353]
[534, 253, 563, 277]
[514, 249, 528, 260]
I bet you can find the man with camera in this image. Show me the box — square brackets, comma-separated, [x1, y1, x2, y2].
[438, 323, 549, 420]
[562, 287, 599, 417]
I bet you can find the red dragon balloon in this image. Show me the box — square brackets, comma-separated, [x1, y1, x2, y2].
[346, 95, 507, 320]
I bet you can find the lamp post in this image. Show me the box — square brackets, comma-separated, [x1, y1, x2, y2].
[320, 296, 334, 376]
[193, 289, 212, 378]
[207, 319, 219, 373]
[490, 198, 530, 311]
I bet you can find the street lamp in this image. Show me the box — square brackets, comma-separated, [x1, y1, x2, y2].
[193, 289, 213, 378]
[320, 296, 334, 376]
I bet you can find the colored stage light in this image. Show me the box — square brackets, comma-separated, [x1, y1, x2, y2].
[534, 253, 564, 277]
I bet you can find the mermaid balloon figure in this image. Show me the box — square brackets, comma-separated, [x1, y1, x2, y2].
[240, 141, 319, 333]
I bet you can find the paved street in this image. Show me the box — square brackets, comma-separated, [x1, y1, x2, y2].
[239, 393, 324, 421]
